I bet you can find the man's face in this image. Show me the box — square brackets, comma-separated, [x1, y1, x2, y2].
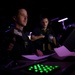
[16, 9, 28, 27]
[41, 18, 49, 28]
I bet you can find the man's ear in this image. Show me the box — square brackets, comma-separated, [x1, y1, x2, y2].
[13, 16, 16, 21]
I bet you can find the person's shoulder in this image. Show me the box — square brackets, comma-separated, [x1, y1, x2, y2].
[5, 27, 15, 37]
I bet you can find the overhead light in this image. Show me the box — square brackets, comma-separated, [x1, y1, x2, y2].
[58, 17, 68, 22]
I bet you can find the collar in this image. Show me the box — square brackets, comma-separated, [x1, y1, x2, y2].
[14, 28, 22, 36]
[14, 27, 23, 32]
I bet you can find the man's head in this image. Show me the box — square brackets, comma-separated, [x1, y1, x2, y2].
[41, 17, 49, 28]
[13, 8, 28, 27]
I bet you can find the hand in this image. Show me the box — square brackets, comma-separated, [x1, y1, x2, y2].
[7, 43, 14, 51]
[49, 35, 53, 40]
[40, 34, 45, 38]
[36, 49, 44, 56]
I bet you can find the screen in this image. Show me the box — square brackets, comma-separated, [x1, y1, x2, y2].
[63, 28, 75, 52]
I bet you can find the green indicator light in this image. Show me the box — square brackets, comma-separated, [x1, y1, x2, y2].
[41, 64, 44, 66]
[28, 68, 32, 70]
[55, 66, 59, 68]
[42, 66, 44, 68]
[48, 69, 52, 71]
[52, 67, 55, 69]
[49, 66, 53, 68]
[38, 66, 41, 69]
[30, 66, 33, 68]
[45, 71, 49, 73]
[28, 66, 33, 70]
[43, 67, 46, 68]
[47, 67, 51, 70]
[45, 65, 48, 67]
[40, 70, 43, 73]
[35, 70, 38, 72]
[34, 65, 37, 69]
[39, 68, 42, 71]
[44, 69, 47, 71]
[45, 66, 49, 69]
[37, 65, 40, 68]
[46, 67, 49, 69]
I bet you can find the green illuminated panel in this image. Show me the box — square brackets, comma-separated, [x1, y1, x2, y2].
[27, 64, 60, 74]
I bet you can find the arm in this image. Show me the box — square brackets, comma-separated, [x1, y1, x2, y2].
[31, 34, 45, 41]
[36, 49, 44, 56]
[31, 27, 45, 41]
[52, 37, 61, 47]
[53, 37, 57, 45]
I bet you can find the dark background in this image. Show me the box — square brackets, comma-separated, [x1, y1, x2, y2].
[0, 0, 75, 32]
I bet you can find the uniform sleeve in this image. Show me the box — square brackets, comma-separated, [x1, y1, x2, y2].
[0, 31, 16, 54]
